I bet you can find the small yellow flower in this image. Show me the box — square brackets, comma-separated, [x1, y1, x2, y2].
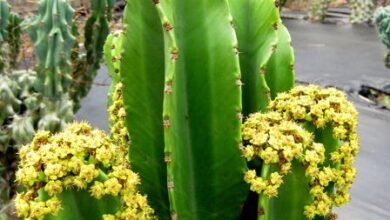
[44, 180, 63, 196]
[90, 181, 105, 199]
[104, 178, 122, 196]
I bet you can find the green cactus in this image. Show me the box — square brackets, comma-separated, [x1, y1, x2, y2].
[69, 0, 115, 111]
[7, 13, 22, 68]
[374, 6, 390, 68]
[0, 0, 9, 43]
[0, 0, 10, 73]
[104, 31, 123, 108]
[14, 122, 155, 220]
[242, 85, 359, 220]
[350, 0, 375, 24]
[309, 0, 330, 21]
[104, 0, 295, 219]
[0, 1, 22, 72]
[25, 0, 75, 98]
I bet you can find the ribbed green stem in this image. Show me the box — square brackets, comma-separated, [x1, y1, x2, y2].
[228, 0, 280, 114]
[120, 1, 170, 219]
[26, 0, 75, 98]
[104, 32, 123, 108]
[154, 1, 179, 219]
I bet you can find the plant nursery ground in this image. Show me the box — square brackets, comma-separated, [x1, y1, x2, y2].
[76, 19, 390, 220]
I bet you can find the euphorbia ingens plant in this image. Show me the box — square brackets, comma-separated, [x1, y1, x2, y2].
[101, 0, 359, 220]
[14, 0, 360, 219]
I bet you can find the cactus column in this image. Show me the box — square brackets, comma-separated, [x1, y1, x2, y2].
[69, 0, 115, 110]
[374, 6, 390, 68]
[118, 0, 248, 219]
[26, 0, 75, 98]
[0, 0, 10, 73]
[110, 0, 296, 219]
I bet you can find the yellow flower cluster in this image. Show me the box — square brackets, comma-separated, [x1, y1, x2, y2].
[15, 122, 155, 220]
[242, 85, 359, 219]
[242, 112, 314, 198]
[108, 82, 130, 154]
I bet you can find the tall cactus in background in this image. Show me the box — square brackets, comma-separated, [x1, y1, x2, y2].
[25, 0, 75, 98]
[0, 0, 10, 73]
[69, 0, 115, 111]
[0, 0, 9, 43]
[0, 1, 22, 72]
[374, 6, 390, 68]
[105, 0, 295, 219]
[7, 13, 22, 68]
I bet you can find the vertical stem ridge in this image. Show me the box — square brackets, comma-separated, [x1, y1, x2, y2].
[153, 1, 179, 219]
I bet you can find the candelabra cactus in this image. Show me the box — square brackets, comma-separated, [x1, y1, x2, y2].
[0, 0, 10, 73]
[104, 0, 295, 219]
[242, 85, 359, 219]
[7, 12, 22, 68]
[15, 122, 155, 220]
[374, 6, 390, 68]
[69, 0, 115, 110]
[0, 0, 9, 43]
[350, 0, 375, 24]
[25, 0, 75, 98]
[0, 1, 22, 72]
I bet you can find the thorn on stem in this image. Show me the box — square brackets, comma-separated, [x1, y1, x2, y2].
[258, 207, 265, 216]
[164, 153, 172, 163]
[163, 117, 171, 128]
[168, 180, 174, 190]
[259, 67, 266, 75]
[165, 81, 173, 94]
[272, 22, 278, 31]
[171, 48, 179, 60]
[163, 22, 173, 32]
[275, 0, 280, 8]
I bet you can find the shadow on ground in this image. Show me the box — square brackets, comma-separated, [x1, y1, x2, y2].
[77, 20, 390, 220]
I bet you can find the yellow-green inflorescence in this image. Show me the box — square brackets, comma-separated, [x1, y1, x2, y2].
[108, 82, 130, 155]
[242, 85, 359, 219]
[15, 122, 155, 220]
